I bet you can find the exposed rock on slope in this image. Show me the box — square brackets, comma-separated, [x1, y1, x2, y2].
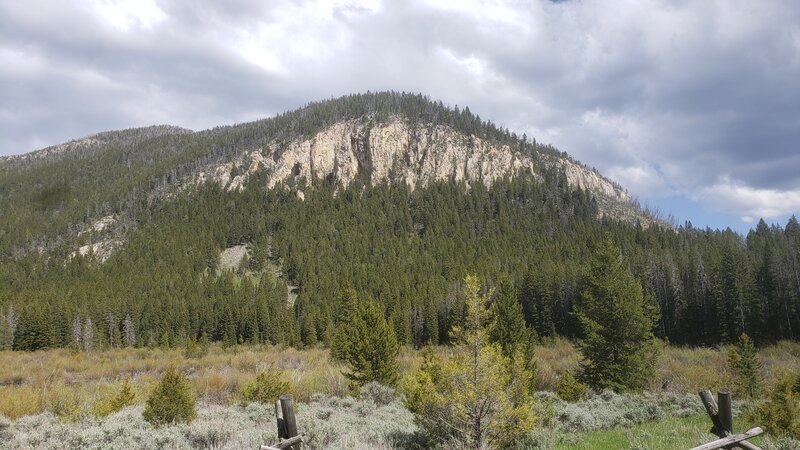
[190, 117, 631, 214]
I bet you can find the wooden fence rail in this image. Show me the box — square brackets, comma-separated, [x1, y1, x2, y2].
[690, 428, 763, 450]
[695, 390, 763, 450]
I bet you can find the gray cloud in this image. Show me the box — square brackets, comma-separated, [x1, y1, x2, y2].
[1, 0, 799, 224]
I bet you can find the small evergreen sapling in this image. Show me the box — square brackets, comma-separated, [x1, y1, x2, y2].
[728, 333, 764, 398]
[95, 378, 137, 417]
[143, 366, 196, 426]
[404, 275, 537, 449]
[746, 371, 800, 439]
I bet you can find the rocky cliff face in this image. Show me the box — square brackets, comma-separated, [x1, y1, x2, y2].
[191, 117, 631, 210]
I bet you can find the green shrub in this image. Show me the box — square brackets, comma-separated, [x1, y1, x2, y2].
[239, 368, 291, 406]
[747, 371, 800, 439]
[143, 367, 196, 426]
[557, 371, 588, 402]
[94, 378, 137, 417]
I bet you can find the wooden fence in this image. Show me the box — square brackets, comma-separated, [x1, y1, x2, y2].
[690, 390, 763, 450]
[258, 390, 765, 449]
[260, 395, 304, 450]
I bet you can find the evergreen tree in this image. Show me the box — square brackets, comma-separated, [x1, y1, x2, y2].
[489, 278, 529, 357]
[341, 300, 400, 389]
[404, 275, 537, 449]
[143, 366, 197, 425]
[122, 314, 136, 347]
[0, 314, 12, 351]
[83, 318, 95, 352]
[330, 286, 359, 362]
[576, 233, 660, 392]
[728, 333, 764, 399]
[301, 310, 318, 348]
[71, 315, 83, 351]
[520, 265, 556, 339]
[12, 306, 55, 351]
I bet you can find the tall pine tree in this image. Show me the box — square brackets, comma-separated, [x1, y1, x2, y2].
[576, 233, 660, 392]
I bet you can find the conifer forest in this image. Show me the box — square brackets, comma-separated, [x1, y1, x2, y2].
[1, 93, 799, 449]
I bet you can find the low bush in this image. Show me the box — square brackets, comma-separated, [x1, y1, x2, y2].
[556, 371, 588, 402]
[94, 379, 137, 417]
[142, 367, 196, 426]
[551, 390, 702, 432]
[0, 386, 40, 419]
[239, 367, 292, 406]
[40, 383, 88, 421]
[359, 382, 396, 407]
[746, 371, 800, 439]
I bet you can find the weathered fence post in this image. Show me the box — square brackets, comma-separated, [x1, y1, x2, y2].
[280, 395, 300, 450]
[718, 390, 733, 435]
[275, 399, 286, 439]
[699, 390, 724, 436]
[690, 428, 764, 450]
[261, 395, 304, 450]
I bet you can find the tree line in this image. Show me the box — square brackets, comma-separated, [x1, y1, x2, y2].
[1, 167, 798, 352]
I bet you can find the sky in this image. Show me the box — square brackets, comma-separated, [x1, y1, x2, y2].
[1, 0, 799, 234]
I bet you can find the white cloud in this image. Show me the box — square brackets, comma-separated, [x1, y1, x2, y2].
[697, 177, 800, 222]
[606, 165, 670, 198]
[89, 0, 167, 31]
[1, 0, 799, 226]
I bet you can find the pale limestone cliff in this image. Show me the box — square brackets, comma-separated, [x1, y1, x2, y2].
[558, 159, 629, 203]
[188, 117, 630, 210]
[258, 118, 542, 190]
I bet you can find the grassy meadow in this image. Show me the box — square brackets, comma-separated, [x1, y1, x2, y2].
[1, 340, 799, 449]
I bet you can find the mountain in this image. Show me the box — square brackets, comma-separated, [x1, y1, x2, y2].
[1, 91, 798, 352]
[0, 92, 646, 260]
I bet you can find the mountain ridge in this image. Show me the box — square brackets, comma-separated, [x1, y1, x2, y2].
[0, 92, 653, 261]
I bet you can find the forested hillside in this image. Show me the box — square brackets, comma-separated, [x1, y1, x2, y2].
[0, 92, 798, 353]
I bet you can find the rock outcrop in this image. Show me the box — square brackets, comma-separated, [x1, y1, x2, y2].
[190, 116, 631, 211]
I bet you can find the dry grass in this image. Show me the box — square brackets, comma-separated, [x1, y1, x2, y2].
[534, 338, 582, 391]
[0, 345, 345, 419]
[533, 339, 800, 394]
[1, 340, 799, 420]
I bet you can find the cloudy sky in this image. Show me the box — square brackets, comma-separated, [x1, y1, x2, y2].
[2, 0, 799, 232]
